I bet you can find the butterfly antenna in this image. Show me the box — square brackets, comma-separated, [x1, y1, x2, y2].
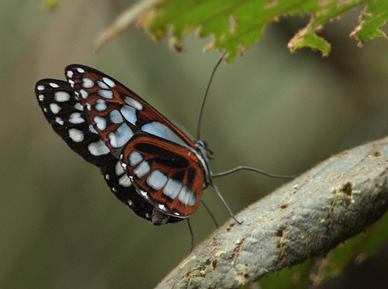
[186, 219, 194, 255]
[197, 55, 225, 140]
[212, 166, 299, 179]
[201, 199, 219, 228]
[210, 183, 243, 224]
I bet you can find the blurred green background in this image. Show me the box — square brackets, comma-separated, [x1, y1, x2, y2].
[1, 1, 388, 288]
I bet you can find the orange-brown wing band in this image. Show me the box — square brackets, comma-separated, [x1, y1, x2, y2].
[121, 133, 205, 218]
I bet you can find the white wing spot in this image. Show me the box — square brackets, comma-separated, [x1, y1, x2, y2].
[140, 190, 149, 200]
[97, 81, 109, 89]
[49, 82, 59, 88]
[85, 103, 91, 111]
[178, 186, 196, 207]
[49, 103, 61, 114]
[105, 174, 110, 180]
[76, 67, 85, 73]
[66, 70, 73, 78]
[163, 179, 182, 200]
[74, 103, 83, 111]
[68, 79, 75, 87]
[37, 85, 45, 91]
[82, 77, 94, 88]
[69, 128, 84, 142]
[79, 89, 88, 99]
[124, 96, 143, 111]
[102, 77, 115, 87]
[133, 160, 150, 178]
[89, 124, 98, 134]
[128, 151, 142, 166]
[147, 170, 168, 190]
[121, 105, 137, 125]
[54, 91, 71, 102]
[108, 123, 133, 148]
[69, 112, 84, 124]
[98, 89, 113, 99]
[55, 117, 64, 125]
[38, 94, 44, 101]
[94, 116, 107, 131]
[158, 204, 167, 211]
[88, 140, 110, 156]
[128, 200, 133, 206]
[95, 99, 107, 111]
[115, 161, 125, 176]
[119, 174, 132, 187]
[110, 110, 123, 124]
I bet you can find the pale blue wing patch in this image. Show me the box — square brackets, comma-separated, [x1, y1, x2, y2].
[141, 122, 187, 146]
[110, 109, 123, 124]
[163, 178, 182, 200]
[178, 186, 197, 207]
[133, 160, 150, 178]
[120, 105, 137, 125]
[108, 123, 133, 148]
[88, 140, 110, 156]
[146, 170, 168, 190]
[128, 151, 143, 166]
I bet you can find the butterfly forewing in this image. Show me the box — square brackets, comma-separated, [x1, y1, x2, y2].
[121, 133, 204, 217]
[64, 65, 196, 156]
[64, 64, 206, 218]
[35, 77, 183, 224]
[35, 79, 111, 167]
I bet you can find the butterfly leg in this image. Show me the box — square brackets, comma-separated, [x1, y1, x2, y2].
[186, 218, 194, 255]
[200, 199, 219, 228]
[210, 183, 243, 224]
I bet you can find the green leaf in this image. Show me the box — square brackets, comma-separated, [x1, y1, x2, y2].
[148, 0, 366, 61]
[350, 0, 388, 47]
[319, 211, 388, 282]
[95, 0, 388, 62]
[258, 259, 315, 289]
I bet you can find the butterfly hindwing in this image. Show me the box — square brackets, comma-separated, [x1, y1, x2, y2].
[100, 158, 182, 224]
[120, 133, 204, 218]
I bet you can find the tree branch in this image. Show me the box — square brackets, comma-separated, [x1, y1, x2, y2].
[156, 137, 388, 289]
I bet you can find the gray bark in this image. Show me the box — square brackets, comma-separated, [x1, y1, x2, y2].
[156, 137, 388, 289]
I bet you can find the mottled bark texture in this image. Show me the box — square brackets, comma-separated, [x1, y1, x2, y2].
[156, 137, 388, 289]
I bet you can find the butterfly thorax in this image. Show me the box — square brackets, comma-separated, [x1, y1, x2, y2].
[194, 139, 213, 187]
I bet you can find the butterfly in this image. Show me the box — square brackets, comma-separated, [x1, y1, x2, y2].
[35, 64, 222, 226]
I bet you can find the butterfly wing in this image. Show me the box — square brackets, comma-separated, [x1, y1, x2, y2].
[65, 65, 196, 156]
[65, 65, 206, 218]
[35, 79, 111, 167]
[35, 79, 182, 224]
[121, 133, 204, 218]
